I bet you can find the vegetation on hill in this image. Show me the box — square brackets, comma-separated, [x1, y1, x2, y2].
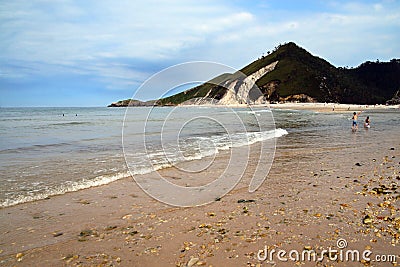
[156, 73, 231, 105]
[241, 42, 399, 104]
[111, 42, 400, 106]
[108, 99, 156, 107]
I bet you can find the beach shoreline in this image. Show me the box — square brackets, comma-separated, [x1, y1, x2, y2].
[177, 102, 400, 113]
[270, 102, 400, 113]
[1, 119, 399, 266]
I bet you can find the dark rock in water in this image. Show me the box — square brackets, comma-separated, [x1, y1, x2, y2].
[215, 197, 221, 202]
[355, 162, 362, 166]
[237, 199, 256, 203]
[390, 147, 395, 150]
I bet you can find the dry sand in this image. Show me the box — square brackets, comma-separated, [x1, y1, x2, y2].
[270, 103, 400, 113]
[180, 102, 400, 113]
[0, 107, 399, 267]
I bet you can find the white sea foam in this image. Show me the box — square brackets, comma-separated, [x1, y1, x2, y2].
[1, 128, 288, 208]
[0, 172, 130, 208]
[126, 128, 288, 176]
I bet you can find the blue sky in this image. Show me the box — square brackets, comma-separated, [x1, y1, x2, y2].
[1, 0, 399, 107]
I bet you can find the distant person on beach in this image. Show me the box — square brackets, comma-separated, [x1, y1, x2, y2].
[364, 116, 370, 128]
[351, 111, 362, 130]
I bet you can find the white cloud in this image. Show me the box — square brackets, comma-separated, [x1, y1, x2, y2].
[0, 0, 399, 92]
[0, 1, 255, 73]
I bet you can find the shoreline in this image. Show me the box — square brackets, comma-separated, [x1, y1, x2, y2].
[0, 106, 398, 210]
[1, 124, 399, 266]
[269, 102, 400, 112]
[175, 102, 400, 113]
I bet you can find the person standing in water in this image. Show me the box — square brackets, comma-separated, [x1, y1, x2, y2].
[364, 116, 370, 128]
[351, 111, 362, 130]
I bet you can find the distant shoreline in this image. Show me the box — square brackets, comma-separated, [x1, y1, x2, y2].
[112, 102, 400, 113]
[268, 102, 400, 112]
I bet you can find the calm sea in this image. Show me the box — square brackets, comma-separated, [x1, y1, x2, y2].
[0, 106, 399, 207]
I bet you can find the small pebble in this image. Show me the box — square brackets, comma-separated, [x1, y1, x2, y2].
[187, 257, 199, 267]
[363, 215, 373, 224]
[237, 199, 255, 203]
[52, 232, 63, 237]
[16, 253, 24, 261]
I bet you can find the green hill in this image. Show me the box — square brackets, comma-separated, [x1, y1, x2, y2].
[111, 42, 400, 106]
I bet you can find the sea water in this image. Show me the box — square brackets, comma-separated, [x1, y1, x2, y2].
[1, 106, 399, 207]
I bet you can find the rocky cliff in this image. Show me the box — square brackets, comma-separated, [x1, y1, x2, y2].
[108, 99, 157, 107]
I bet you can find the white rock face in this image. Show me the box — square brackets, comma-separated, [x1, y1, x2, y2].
[218, 61, 279, 105]
[217, 80, 239, 105]
[179, 60, 279, 106]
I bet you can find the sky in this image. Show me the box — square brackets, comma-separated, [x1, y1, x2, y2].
[0, 0, 399, 107]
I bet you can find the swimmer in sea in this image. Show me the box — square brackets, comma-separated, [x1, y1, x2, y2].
[364, 116, 370, 128]
[351, 111, 362, 130]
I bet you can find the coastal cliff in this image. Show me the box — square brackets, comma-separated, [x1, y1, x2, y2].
[108, 99, 157, 107]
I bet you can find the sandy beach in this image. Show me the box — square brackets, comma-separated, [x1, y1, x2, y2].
[2, 0, 400, 265]
[270, 103, 400, 113]
[0, 106, 399, 267]
[180, 102, 400, 113]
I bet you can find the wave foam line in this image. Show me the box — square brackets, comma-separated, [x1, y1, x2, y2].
[129, 128, 289, 175]
[0, 172, 130, 208]
[1, 129, 288, 208]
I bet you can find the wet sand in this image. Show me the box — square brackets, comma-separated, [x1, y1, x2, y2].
[0, 114, 399, 266]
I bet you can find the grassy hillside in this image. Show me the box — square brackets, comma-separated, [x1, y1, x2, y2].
[349, 59, 400, 101]
[111, 42, 400, 106]
[243, 42, 398, 104]
[245, 42, 335, 100]
[157, 73, 233, 105]
[159, 42, 399, 105]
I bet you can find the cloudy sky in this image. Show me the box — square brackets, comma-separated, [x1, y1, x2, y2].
[1, 0, 399, 107]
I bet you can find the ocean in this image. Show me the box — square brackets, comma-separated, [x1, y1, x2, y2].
[0, 106, 399, 207]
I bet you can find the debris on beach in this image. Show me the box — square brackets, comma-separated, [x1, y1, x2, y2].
[237, 199, 256, 203]
[52, 232, 63, 237]
[15, 252, 24, 262]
